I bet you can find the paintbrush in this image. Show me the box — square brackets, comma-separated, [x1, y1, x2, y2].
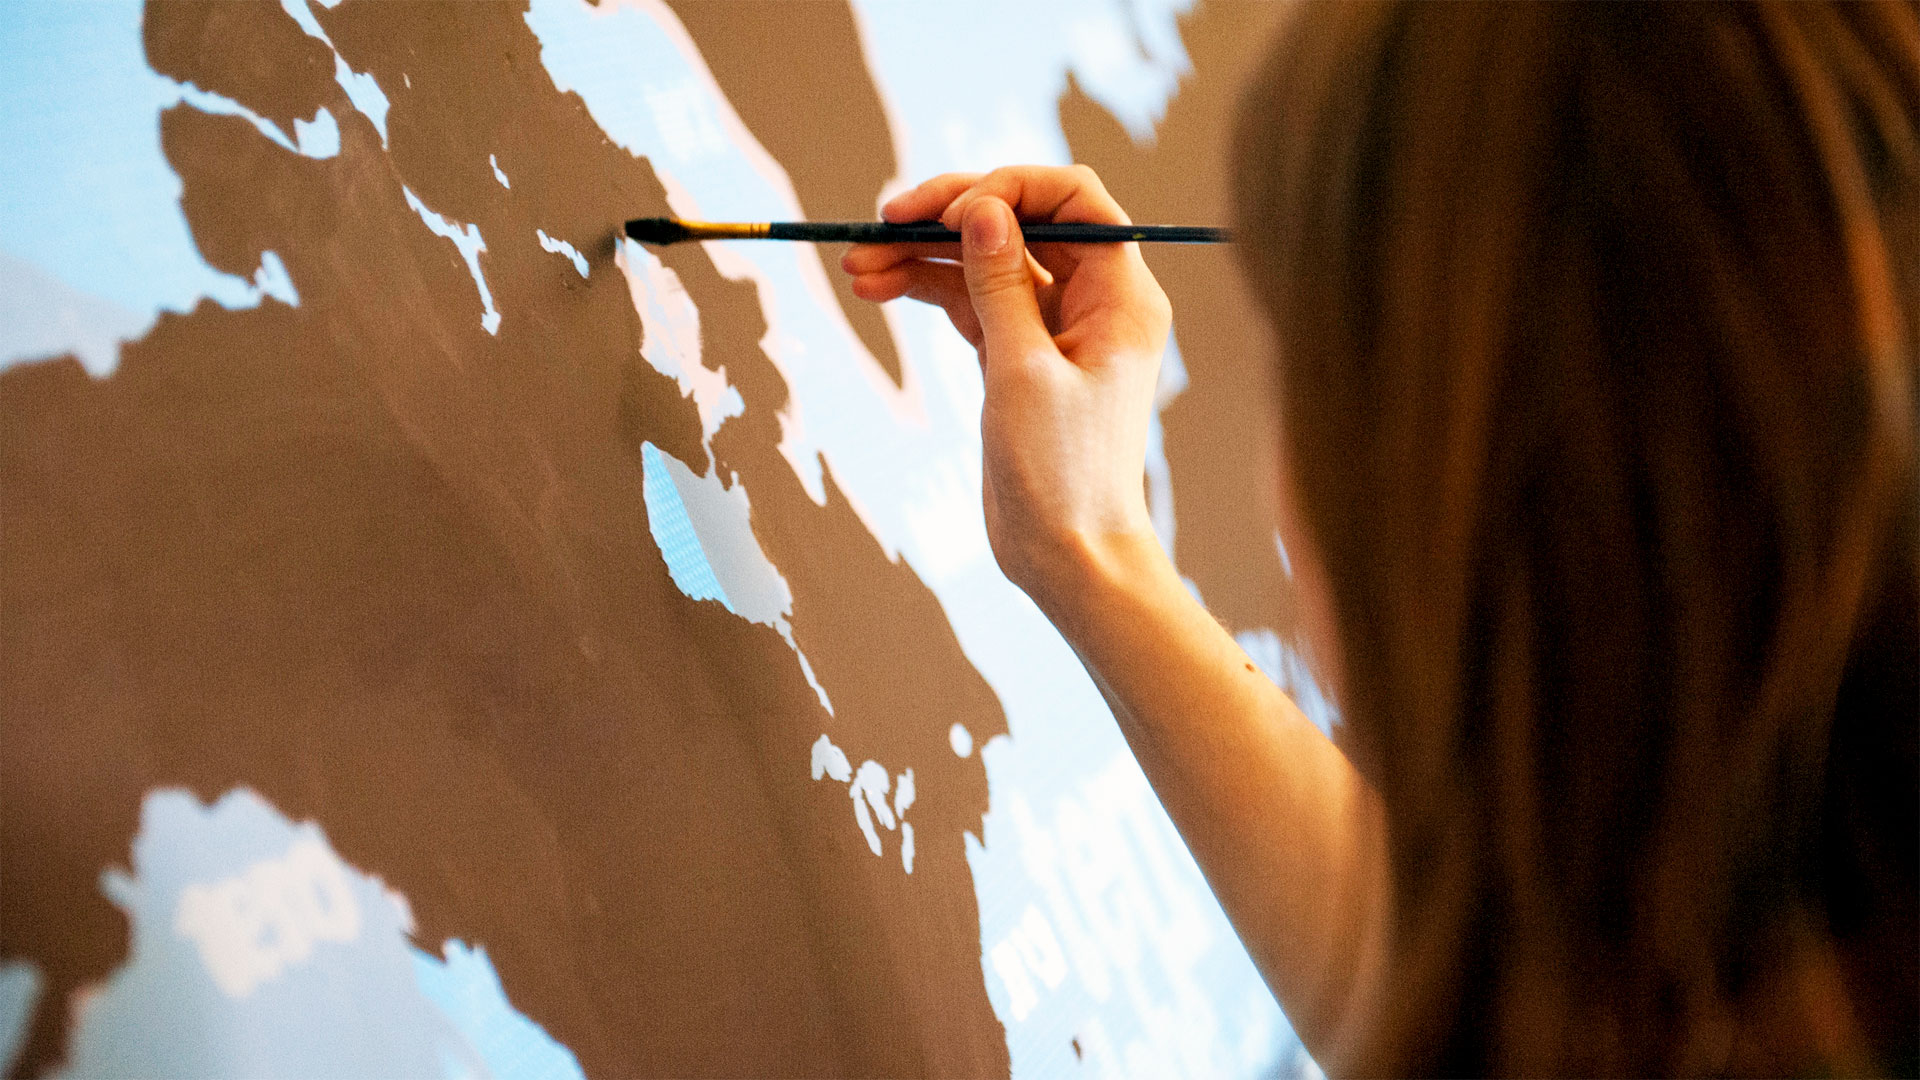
[625, 217, 1231, 245]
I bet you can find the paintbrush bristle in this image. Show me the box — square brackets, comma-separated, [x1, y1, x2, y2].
[624, 217, 694, 245]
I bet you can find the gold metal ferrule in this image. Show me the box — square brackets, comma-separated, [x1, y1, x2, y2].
[679, 220, 769, 240]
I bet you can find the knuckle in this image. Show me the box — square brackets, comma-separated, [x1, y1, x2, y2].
[1148, 285, 1173, 326]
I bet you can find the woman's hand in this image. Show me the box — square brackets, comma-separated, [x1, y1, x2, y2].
[841, 166, 1173, 610]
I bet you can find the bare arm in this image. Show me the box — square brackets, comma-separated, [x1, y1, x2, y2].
[844, 166, 1390, 1061]
[1044, 528, 1389, 1060]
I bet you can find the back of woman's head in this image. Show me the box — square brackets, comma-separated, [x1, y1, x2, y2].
[1232, 3, 1918, 1074]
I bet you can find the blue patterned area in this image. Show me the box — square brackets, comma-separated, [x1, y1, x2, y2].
[0, 1, 318, 375]
[58, 790, 471, 1078]
[640, 441, 732, 610]
[0, 0, 238, 314]
[0, 962, 39, 1077]
[412, 941, 585, 1080]
[51, 788, 577, 1079]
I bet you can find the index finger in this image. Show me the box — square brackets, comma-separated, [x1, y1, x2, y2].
[938, 165, 1130, 231]
[881, 173, 985, 224]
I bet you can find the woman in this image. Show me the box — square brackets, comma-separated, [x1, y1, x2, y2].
[843, 3, 1917, 1075]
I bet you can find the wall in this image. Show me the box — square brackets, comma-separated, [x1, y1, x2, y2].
[0, 2, 1325, 1076]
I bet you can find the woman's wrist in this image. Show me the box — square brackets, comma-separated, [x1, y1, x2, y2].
[1015, 525, 1183, 640]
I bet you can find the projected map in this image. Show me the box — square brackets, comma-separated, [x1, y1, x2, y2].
[0, 1, 1326, 1076]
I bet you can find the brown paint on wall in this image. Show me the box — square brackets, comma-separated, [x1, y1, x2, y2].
[1058, 0, 1301, 641]
[664, 0, 908, 388]
[1, 2, 1006, 1076]
[143, 0, 337, 135]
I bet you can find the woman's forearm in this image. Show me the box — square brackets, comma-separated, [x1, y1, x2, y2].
[846, 164, 1391, 1065]
[1034, 527, 1391, 1063]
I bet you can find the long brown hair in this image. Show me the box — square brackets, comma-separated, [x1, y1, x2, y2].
[1232, 3, 1918, 1074]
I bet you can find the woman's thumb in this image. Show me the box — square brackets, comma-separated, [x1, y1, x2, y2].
[961, 197, 1051, 362]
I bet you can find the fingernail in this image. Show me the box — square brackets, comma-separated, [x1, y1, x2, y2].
[964, 199, 1009, 255]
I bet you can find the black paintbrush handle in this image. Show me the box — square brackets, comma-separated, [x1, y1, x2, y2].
[766, 221, 1229, 244]
[623, 217, 1230, 245]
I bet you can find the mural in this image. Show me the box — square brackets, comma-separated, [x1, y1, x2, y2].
[0, 2, 1324, 1076]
